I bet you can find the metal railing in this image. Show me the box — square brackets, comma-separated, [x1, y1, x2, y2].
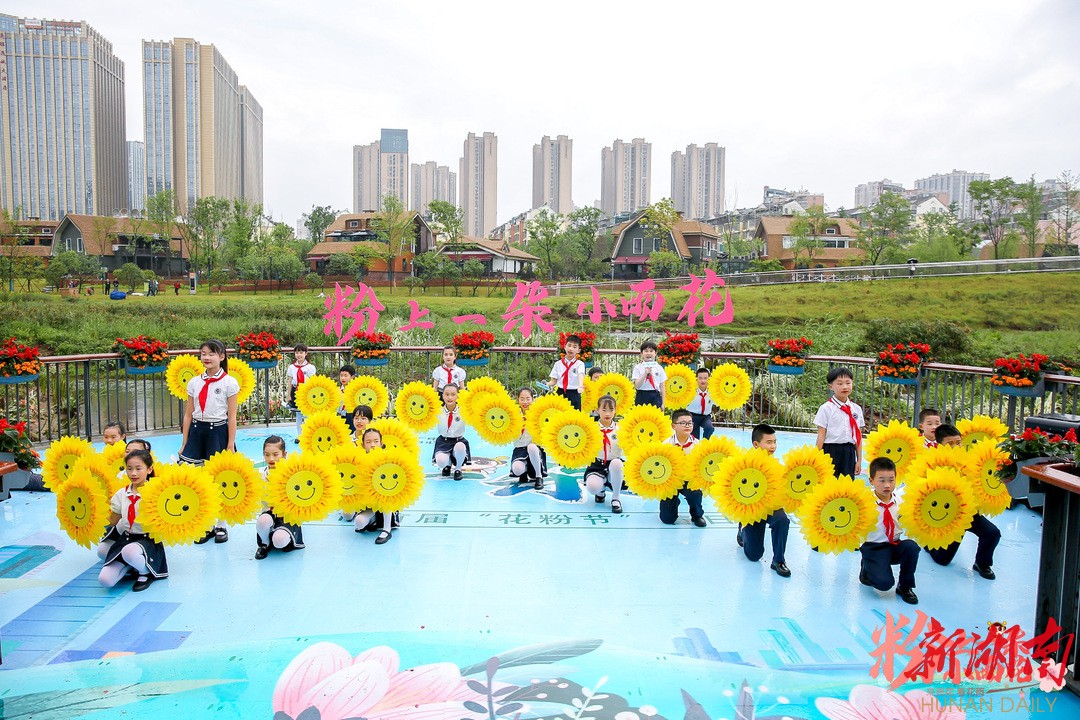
[1, 348, 1076, 444]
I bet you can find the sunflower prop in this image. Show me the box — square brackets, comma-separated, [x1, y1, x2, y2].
[138, 463, 221, 545]
[394, 381, 442, 432]
[617, 404, 674, 452]
[708, 363, 752, 411]
[708, 448, 785, 525]
[458, 385, 509, 427]
[355, 447, 425, 513]
[780, 445, 836, 511]
[42, 436, 95, 489]
[956, 415, 1009, 450]
[795, 474, 877, 554]
[905, 445, 972, 485]
[581, 377, 599, 414]
[593, 373, 636, 414]
[471, 393, 524, 446]
[203, 450, 263, 525]
[464, 376, 508, 400]
[664, 364, 699, 410]
[899, 466, 977, 550]
[343, 375, 390, 417]
[299, 411, 353, 455]
[295, 374, 343, 417]
[685, 435, 743, 492]
[624, 442, 688, 500]
[166, 354, 205, 400]
[966, 438, 1012, 516]
[541, 409, 603, 469]
[369, 418, 420, 456]
[54, 474, 110, 549]
[524, 393, 573, 443]
[101, 442, 129, 484]
[265, 452, 341, 525]
[70, 454, 118, 496]
[863, 419, 924, 479]
[328, 444, 370, 513]
[228, 357, 257, 405]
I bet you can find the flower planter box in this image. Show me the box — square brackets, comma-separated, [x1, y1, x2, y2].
[1009, 456, 1051, 507]
[767, 364, 804, 376]
[879, 375, 920, 386]
[246, 360, 278, 370]
[0, 374, 37, 385]
[993, 378, 1045, 398]
[354, 358, 390, 367]
[126, 365, 167, 376]
[458, 357, 489, 367]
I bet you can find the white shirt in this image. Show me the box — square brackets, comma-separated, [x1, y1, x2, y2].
[549, 358, 585, 391]
[687, 389, 713, 415]
[666, 431, 697, 455]
[186, 370, 241, 422]
[631, 361, 667, 391]
[865, 489, 905, 544]
[287, 361, 317, 387]
[813, 397, 865, 444]
[595, 422, 622, 462]
[438, 406, 466, 438]
[432, 364, 467, 390]
[514, 412, 533, 448]
[110, 484, 147, 534]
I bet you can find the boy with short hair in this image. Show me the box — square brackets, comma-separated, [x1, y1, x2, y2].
[584, 395, 624, 512]
[631, 341, 666, 409]
[925, 424, 1001, 580]
[338, 365, 357, 433]
[432, 346, 467, 391]
[687, 367, 714, 440]
[814, 367, 864, 478]
[659, 409, 706, 527]
[918, 408, 943, 448]
[548, 335, 586, 410]
[739, 423, 791, 577]
[859, 457, 919, 604]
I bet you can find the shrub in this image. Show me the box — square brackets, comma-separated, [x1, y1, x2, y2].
[863, 319, 972, 363]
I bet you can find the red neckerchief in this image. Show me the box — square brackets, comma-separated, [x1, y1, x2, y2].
[561, 358, 574, 391]
[698, 392, 707, 413]
[924, 438, 937, 448]
[879, 499, 897, 544]
[444, 365, 454, 385]
[645, 365, 656, 389]
[293, 363, 306, 384]
[446, 408, 454, 431]
[601, 427, 613, 462]
[832, 397, 862, 448]
[127, 486, 139, 527]
[198, 371, 226, 413]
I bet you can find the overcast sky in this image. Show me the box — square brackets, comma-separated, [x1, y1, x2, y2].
[13, 0, 1080, 226]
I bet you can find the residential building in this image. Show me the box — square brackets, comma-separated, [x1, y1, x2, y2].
[853, 179, 904, 210]
[0, 14, 126, 220]
[142, 37, 263, 212]
[705, 209, 764, 258]
[671, 143, 726, 220]
[0, 219, 59, 267]
[753, 216, 861, 269]
[761, 187, 824, 214]
[52, 214, 189, 275]
[532, 135, 572, 214]
[436, 237, 540, 278]
[913, 170, 989, 221]
[127, 141, 146, 213]
[488, 203, 565, 247]
[601, 138, 651, 217]
[607, 212, 722, 279]
[306, 211, 435, 278]
[352, 129, 409, 213]
[459, 131, 497, 237]
[411, 161, 456, 216]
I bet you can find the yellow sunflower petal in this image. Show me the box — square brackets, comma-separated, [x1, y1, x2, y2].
[470, 393, 524, 446]
[899, 466, 978, 550]
[54, 474, 111, 549]
[166, 355, 205, 401]
[708, 363, 752, 411]
[459, 386, 510, 428]
[228, 357, 257, 405]
[101, 442, 129, 486]
[863, 419, 925, 479]
[295, 375, 344, 417]
[138, 463, 221, 545]
[617, 404, 674, 453]
[464, 377, 507, 399]
[355, 447, 425, 513]
[663, 364, 699, 410]
[581, 377, 599, 414]
[541, 409, 603, 469]
[780, 445, 836, 511]
[203, 450, 264, 525]
[42, 436, 95, 489]
[593, 373, 636, 415]
[795, 474, 877, 554]
[328, 444, 371, 513]
[299, 411, 354, 455]
[71, 454, 116, 497]
[966, 439, 1012, 516]
[905, 445, 972, 485]
[524, 394, 574, 443]
[624, 442, 688, 500]
[709, 448, 785, 524]
[685, 435, 743, 492]
[343, 375, 390, 417]
[265, 453, 341, 524]
[394, 381, 442, 432]
[956, 415, 1010, 450]
[368, 418, 421, 457]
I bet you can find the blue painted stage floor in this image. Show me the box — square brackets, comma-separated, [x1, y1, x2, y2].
[1, 426, 1076, 719]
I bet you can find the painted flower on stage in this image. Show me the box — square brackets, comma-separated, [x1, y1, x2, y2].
[273, 642, 490, 720]
[817, 684, 965, 720]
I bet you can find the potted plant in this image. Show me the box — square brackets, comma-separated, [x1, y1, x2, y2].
[0, 337, 42, 385]
[766, 336, 812, 376]
[112, 335, 170, 374]
[998, 427, 1077, 502]
[351, 331, 393, 366]
[560, 331, 597, 368]
[236, 331, 281, 369]
[0, 417, 41, 470]
[991, 353, 1049, 398]
[657, 332, 701, 367]
[453, 330, 496, 366]
[875, 342, 931, 385]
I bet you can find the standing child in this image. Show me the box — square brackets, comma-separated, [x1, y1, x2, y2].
[97, 449, 167, 592]
[859, 457, 919, 604]
[432, 346, 467, 391]
[179, 339, 240, 544]
[918, 408, 942, 448]
[584, 395, 624, 512]
[338, 365, 357, 433]
[288, 344, 317, 444]
[548, 335, 586, 410]
[814, 367, 864, 478]
[103, 421, 127, 445]
[687, 368, 715, 440]
[631, 341, 667, 409]
[255, 436, 305, 559]
[433, 384, 470, 480]
[659, 409, 707, 527]
[738, 424, 791, 577]
[510, 387, 547, 490]
[352, 428, 399, 544]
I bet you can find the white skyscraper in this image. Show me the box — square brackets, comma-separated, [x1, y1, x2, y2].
[671, 143, 726, 219]
[127, 141, 146, 213]
[459, 131, 497, 237]
[601, 138, 651, 217]
[353, 128, 409, 212]
[914, 170, 990, 221]
[532, 135, 573, 214]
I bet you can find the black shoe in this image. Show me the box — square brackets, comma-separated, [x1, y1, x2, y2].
[214, 527, 228, 543]
[442, 466, 451, 477]
[859, 570, 872, 587]
[692, 516, 707, 528]
[897, 587, 919, 605]
[534, 477, 544, 490]
[254, 546, 269, 560]
[453, 470, 462, 481]
[973, 563, 996, 580]
[594, 493, 606, 503]
[611, 499, 623, 514]
[375, 530, 392, 545]
[194, 529, 214, 545]
[736, 524, 744, 547]
[770, 562, 791, 578]
[132, 575, 154, 592]
[293, 438, 300, 444]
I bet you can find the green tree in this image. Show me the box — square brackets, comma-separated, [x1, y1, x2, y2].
[45, 250, 101, 290]
[1046, 170, 1078, 256]
[271, 251, 306, 293]
[639, 198, 680, 243]
[116, 262, 145, 292]
[184, 196, 229, 281]
[208, 268, 231, 293]
[304, 272, 323, 293]
[968, 177, 1017, 259]
[428, 200, 463, 243]
[646, 250, 683, 278]
[562, 207, 606, 279]
[144, 190, 178, 277]
[462, 259, 485, 296]
[787, 206, 830, 268]
[412, 250, 441, 283]
[304, 205, 338, 244]
[371, 194, 417, 291]
[0, 207, 28, 292]
[525, 208, 563, 279]
[351, 244, 379, 280]
[327, 253, 357, 277]
[235, 253, 267, 294]
[1013, 175, 1045, 258]
[223, 198, 263, 268]
[855, 191, 913, 265]
[13, 256, 45, 291]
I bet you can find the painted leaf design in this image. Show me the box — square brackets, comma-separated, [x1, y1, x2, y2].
[463, 701, 487, 714]
[459, 640, 602, 676]
[0, 680, 240, 720]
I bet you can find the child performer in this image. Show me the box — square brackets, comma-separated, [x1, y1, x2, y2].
[433, 384, 470, 481]
[687, 368, 714, 440]
[659, 410, 707, 527]
[352, 405, 374, 444]
[918, 408, 942, 448]
[288, 344, 317, 444]
[548, 334, 585, 410]
[432, 346, 467, 391]
[338, 365, 357, 433]
[631, 341, 667, 409]
[509, 387, 547, 490]
[103, 421, 127, 445]
[97, 449, 167, 592]
[738, 424, 791, 577]
[352, 428, 398, 544]
[859, 457, 919, 605]
[255, 436, 305, 559]
[814, 367, 864, 478]
[584, 395, 624, 513]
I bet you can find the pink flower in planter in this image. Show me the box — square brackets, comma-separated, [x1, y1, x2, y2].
[273, 643, 492, 720]
[816, 684, 965, 720]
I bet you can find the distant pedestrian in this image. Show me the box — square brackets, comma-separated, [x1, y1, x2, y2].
[174, 281, 180, 295]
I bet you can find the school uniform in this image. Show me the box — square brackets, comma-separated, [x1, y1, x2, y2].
[432, 406, 471, 465]
[686, 389, 715, 440]
[741, 509, 790, 565]
[257, 469, 305, 550]
[550, 357, 586, 410]
[179, 370, 240, 464]
[583, 422, 622, 489]
[338, 384, 356, 433]
[814, 396, 864, 478]
[923, 438, 938, 448]
[658, 433, 705, 524]
[101, 485, 168, 578]
[631, 361, 666, 408]
[432, 364, 467, 391]
[925, 513, 1001, 570]
[509, 423, 547, 480]
[286, 361, 317, 408]
[859, 491, 918, 592]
